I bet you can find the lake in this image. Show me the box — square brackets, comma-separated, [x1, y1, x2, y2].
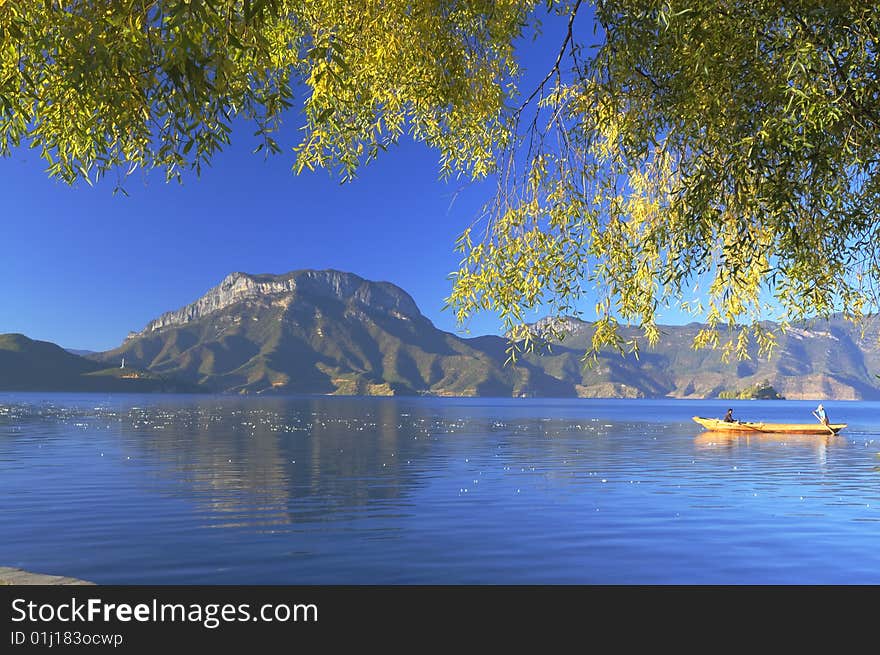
[1, 393, 879, 584]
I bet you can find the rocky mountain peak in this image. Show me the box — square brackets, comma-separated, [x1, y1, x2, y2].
[134, 269, 423, 336]
[506, 316, 590, 341]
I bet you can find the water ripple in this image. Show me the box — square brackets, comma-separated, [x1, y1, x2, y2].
[1, 394, 879, 583]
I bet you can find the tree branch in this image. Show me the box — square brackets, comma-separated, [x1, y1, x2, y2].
[517, 0, 583, 113]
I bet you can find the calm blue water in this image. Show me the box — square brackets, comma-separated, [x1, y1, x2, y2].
[1, 393, 879, 584]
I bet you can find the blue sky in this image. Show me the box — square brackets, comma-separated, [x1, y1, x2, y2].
[2, 131, 504, 350]
[1, 6, 645, 352]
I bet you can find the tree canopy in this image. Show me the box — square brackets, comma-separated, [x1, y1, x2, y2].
[2, 1, 879, 358]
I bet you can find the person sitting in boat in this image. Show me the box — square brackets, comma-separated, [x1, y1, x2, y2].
[723, 408, 735, 422]
[813, 403, 830, 427]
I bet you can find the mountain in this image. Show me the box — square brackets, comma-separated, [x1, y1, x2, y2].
[0, 333, 194, 392]
[6, 269, 880, 399]
[92, 270, 570, 396]
[514, 315, 880, 400]
[1, 333, 101, 389]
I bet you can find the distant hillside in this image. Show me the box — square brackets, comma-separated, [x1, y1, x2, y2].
[515, 315, 880, 400]
[0, 333, 194, 392]
[65, 348, 97, 357]
[0, 333, 101, 389]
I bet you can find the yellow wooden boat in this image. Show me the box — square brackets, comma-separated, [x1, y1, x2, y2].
[692, 416, 847, 434]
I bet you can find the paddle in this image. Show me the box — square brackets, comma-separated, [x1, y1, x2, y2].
[741, 422, 764, 432]
[812, 410, 835, 436]
[730, 419, 763, 432]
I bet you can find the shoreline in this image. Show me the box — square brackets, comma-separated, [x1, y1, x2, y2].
[0, 390, 875, 402]
[0, 567, 94, 585]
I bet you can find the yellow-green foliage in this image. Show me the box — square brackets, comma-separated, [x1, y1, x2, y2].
[2, 1, 879, 360]
[0, 0, 533, 185]
[448, 1, 880, 361]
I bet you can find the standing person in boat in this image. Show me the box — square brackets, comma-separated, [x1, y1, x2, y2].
[723, 408, 735, 423]
[813, 403, 830, 427]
